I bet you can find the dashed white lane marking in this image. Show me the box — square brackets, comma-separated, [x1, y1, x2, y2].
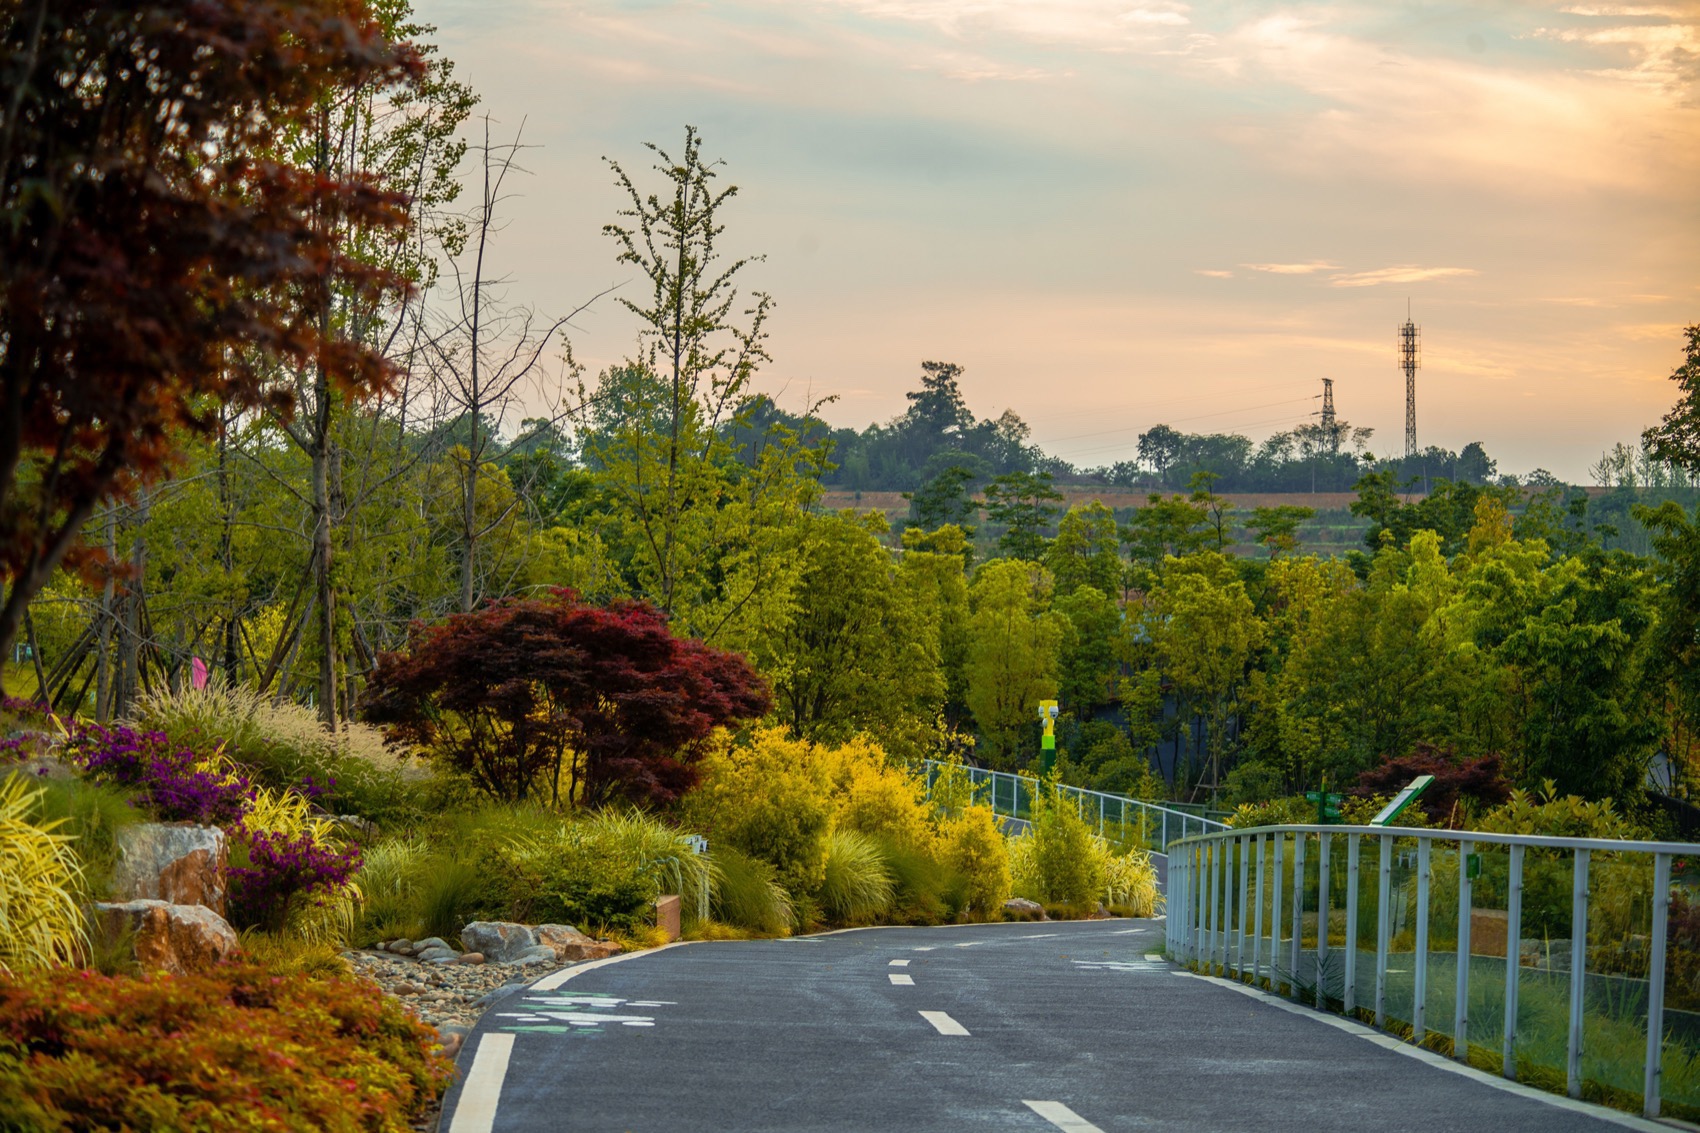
[1019, 933, 1060, 939]
[448, 1033, 514, 1133]
[889, 959, 910, 967]
[1023, 1100, 1106, 1132]
[912, 946, 937, 951]
[920, 1010, 970, 1036]
[890, 973, 915, 986]
[955, 940, 983, 947]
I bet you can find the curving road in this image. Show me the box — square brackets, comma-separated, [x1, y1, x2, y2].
[439, 918, 1659, 1133]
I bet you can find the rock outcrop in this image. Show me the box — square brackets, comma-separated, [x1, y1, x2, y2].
[112, 823, 228, 914]
[459, 920, 622, 965]
[92, 899, 239, 974]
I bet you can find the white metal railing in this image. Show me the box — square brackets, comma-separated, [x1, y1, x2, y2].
[1166, 823, 1695, 1119]
[920, 759, 1228, 852]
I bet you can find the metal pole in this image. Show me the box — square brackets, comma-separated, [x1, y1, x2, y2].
[1318, 833, 1332, 1008]
[1253, 833, 1267, 985]
[1205, 840, 1218, 972]
[1099, 794, 1105, 836]
[1219, 839, 1232, 972]
[1162, 810, 1168, 851]
[1272, 833, 1285, 994]
[1238, 835, 1251, 979]
[1290, 833, 1306, 1000]
[1455, 839, 1472, 1062]
[1567, 848, 1590, 1100]
[1415, 838, 1431, 1042]
[1503, 844, 1524, 1080]
[1376, 834, 1392, 1028]
[1646, 852, 1671, 1118]
[1345, 835, 1360, 1016]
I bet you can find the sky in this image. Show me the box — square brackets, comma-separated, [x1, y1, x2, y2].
[412, 0, 1700, 483]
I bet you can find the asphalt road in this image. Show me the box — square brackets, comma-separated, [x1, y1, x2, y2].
[439, 918, 1651, 1133]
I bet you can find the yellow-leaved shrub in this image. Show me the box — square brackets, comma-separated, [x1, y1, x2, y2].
[0, 775, 87, 972]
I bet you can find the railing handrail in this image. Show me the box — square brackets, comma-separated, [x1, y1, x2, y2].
[1169, 820, 1699, 856]
[920, 758, 1230, 832]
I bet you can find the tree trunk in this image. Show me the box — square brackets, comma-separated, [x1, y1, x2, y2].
[95, 509, 115, 720]
[310, 362, 340, 729]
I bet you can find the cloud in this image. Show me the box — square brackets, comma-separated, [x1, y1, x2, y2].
[1329, 266, 1479, 288]
[1195, 269, 1234, 278]
[1241, 261, 1340, 275]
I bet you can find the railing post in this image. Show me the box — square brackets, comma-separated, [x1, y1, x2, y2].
[1376, 834, 1392, 1027]
[1290, 832, 1306, 1000]
[1272, 833, 1285, 994]
[1567, 848, 1590, 1100]
[1345, 834, 1360, 1016]
[1318, 833, 1332, 1008]
[1503, 843, 1524, 1080]
[1238, 834, 1251, 979]
[1206, 840, 1219, 972]
[1414, 838, 1431, 1043]
[1161, 810, 1168, 851]
[1219, 839, 1233, 972]
[1253, 833, 1267, 985]
[1455, 839, 1472, 1062]
[1646, 852, 1672, 1118]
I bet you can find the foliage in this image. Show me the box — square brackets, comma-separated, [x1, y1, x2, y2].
[16, 776, 141, 901]
[364, 589, 771, 806]
[1644, 324, 1700, 473]
[1352, 746, 1511, 826]
[1012, 784, 1105, 907]
[0, 0, 422, 673]
[965, 561, 1062, 768]
[0, 963, 451, 1132]
[939, 807, 1012, 918]
[983, 471, 1064, 561]
[228, 830, 362, 936]
[1099, 846, 1161, 917]
[132, 685, 413, 825]
[683, 729, 831, 900]
[819, 830, 895, 924]
[709, 846, 794, 935]
[1472, 783, 1644, 841]
[67, 724, 250, 826]
[0, 776, 86, 973]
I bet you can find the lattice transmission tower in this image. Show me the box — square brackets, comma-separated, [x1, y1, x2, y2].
[1320, 377, 1338, 455]
[1398, 310, 1420, 458]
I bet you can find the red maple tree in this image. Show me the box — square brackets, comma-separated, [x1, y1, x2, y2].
[362, 589, 773, 807]
[0, 1, 422, 675]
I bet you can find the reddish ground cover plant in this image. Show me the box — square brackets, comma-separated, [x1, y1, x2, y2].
[0, 0, 422, 677]
[363, 589, 772, 806]
[1352, 744, 1512, 825]
[0, 963, 452, 1132]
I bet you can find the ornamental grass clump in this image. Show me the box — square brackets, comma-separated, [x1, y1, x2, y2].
[819, 829, 894, 924]
[0, 776, 87, 973]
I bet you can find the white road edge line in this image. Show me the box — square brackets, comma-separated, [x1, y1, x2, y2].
[920, 1010, 970, 1036]
[889, 959, 910, 967]
[1175, 972, 1668, 1133]
[531, 941, 694, 991]
[448, 1033, 514, 1133]
[1023, 1100, 1105, 1132]
[890, 973, 915, 986]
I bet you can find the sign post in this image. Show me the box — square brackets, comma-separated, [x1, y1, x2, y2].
[1038, 699, 1059, 776]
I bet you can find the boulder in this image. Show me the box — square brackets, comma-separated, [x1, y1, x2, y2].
[512, 945, 559, 966]
[416, 946, 458, 964]
[536, 923, 620, 962]
[458, 952, 485, 965]
[460, 921, 539, 964]
[1002, 897, 1046, 920]
[413, 936, 451, 953]
[112, 823, 227, 914]
[92, 899, 238, 974]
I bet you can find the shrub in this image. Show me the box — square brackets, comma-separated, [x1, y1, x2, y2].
[710, 846, 794, 936]
[1014, 786, 1104, 907]
[0, 776, 86, 973]
[816, 736, 936, 853]
[940, 806, 1011, 918]
[132, 685, 414, 825]
[872, 833, 962, 925]
[0, 963, 452, 1132]
[684, 729, 831, 900]
[819, 830, 894, 924]
[228, 829, 361, 935]
[362, 590, 772, 807]
[67, 723, 250, 826]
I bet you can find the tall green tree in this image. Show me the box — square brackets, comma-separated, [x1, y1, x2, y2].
[983, 470, 1063, 561]
[1046, 502, 1122, 597]
[964, 560, 1063, 769]
[1644, 323, 1700, 473]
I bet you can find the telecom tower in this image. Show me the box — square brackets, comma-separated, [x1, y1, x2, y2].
[1320, 378, 1338, 455]
[1398, 309, 1420, 458]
